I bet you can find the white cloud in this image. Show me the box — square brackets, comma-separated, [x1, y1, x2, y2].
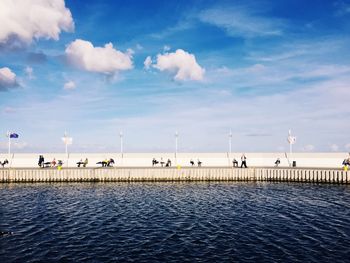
[24, 66, 34, 79]
[65, 39, 133, 74]
[63, 80, 76, 90]
[144, 56, 152, 70]
[163, 45, 171, 52]
[153, 49, 205, 81]
[198, 6, 284, 38]
[0, 0, 74, 44]
[0, 67, 18, 90]
[136, 44, 143, 50]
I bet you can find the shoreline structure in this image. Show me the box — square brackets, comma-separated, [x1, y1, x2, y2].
[0, 153, 349, 184]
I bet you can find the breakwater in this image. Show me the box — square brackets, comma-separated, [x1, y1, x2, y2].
[0, 167, 349, 184]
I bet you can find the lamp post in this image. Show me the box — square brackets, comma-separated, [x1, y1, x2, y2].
[229, 130, 232, 155]
[119, 131, 123, 158]
[287, 129, 296, 167]
[62, 131, 72, 167]
[175, 131, 178, 164]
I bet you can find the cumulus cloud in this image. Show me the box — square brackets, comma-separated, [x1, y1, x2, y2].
[0, 0, 74, 44]
[0, 67, 18, 91]
[153, 49, 205, 81]
[63, 80, 76, 90]
[65, 39, 133, 74]
[144, 56, 152, 70]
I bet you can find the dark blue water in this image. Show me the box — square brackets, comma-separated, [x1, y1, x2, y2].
[1, 182, 349, 263]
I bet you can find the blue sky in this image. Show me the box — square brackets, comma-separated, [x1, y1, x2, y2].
[0, 0, 350, 153]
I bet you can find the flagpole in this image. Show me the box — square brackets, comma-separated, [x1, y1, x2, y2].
[7, 131, 11, 159]
[229, 130, 232, 155]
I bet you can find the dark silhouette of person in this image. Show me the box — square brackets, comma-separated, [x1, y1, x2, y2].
[152, 158, 159, 166]
[190, 159, 195, 166]
[232, 158, 238, 167]
[38, 155, 44, 168]
[241, 154, 247, 168]
[275, 158, 281, 167]
[0, 159, 9, 167]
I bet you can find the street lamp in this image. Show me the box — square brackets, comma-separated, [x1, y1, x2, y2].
[228, 130, 232, 155]
[175, 131, 178, 163]
[119, 131, 123, 157]
[62, 131, 72, 167]
[287, 129, 296, 167]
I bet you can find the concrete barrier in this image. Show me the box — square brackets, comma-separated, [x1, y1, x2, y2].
[0, 167, 348, 184]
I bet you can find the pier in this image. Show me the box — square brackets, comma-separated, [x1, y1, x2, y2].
[0, 167, 349, 184]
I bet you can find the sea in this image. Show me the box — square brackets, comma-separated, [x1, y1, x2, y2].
[1, 182, 349, 262]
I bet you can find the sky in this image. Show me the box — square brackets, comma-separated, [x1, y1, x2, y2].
[0, 0, 350, 153]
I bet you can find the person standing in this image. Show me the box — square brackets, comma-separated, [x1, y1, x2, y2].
[38, 155, 44, 168]
[241, 154, 247, 168]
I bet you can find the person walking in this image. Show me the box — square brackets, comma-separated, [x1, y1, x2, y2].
[241, 154, 247, 168]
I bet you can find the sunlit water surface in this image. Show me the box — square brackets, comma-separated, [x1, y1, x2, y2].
[1, 182, 349, 262]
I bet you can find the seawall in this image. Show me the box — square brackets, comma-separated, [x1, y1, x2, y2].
[1, 167, 349, 184]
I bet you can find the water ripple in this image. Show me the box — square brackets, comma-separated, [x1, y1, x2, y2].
[0, 182, 350, 262]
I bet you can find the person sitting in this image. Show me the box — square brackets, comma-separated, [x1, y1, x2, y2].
[43, 161, 51, 168]
[77, 159, 84, 167]
[152, 158, 159, 166]
[190, 159, 195, 166]
[96, 159, 112, 167]
[83, 158, 88, 167]
[0, 159, 9, 168]
[107, 158, 115, 167]
[96, 160, 106, 167]
[197, 159, 202, 167]
[274, 158, 281, 167]
[57, 160, 63, 167]
[232, 158, 238, 167]
[51, 158, 57, 167]
[165, 159, 171, 167]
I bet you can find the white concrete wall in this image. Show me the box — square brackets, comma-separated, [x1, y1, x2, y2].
[0, 152, 348, 168]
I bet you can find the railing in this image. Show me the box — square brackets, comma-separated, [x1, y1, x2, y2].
[0, 167, 349, 184]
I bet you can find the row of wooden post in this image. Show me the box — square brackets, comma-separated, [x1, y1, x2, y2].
[0, 168, 349, 184]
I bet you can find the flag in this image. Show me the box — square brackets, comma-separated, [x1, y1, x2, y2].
[9, 133, 19, 138]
